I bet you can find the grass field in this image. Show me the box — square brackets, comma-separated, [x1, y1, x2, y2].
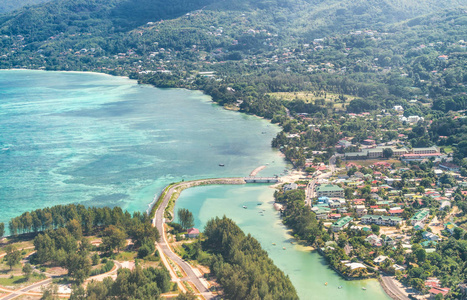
[0, 275, 43, 289]
[115, 251, 136, 262]
[442, 146, 454, 154]
[269, 91, 360, 111]
[0, 241, 34, 255]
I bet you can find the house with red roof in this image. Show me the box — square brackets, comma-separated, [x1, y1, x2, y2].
[186, 228, 200, 238]
[389, 209, 404, 215]
[353, 199, 365, 204]
[429, 287, 450, 298]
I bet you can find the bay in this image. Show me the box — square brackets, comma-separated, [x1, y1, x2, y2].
[0, 70, 284, 224]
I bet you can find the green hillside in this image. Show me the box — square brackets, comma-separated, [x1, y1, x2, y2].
[0, 0, 464, 117]
[1, 0, 465, 45]
[0, 0, 50, 14]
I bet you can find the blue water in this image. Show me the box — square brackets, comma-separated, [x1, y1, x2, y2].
[0, 70, 285, 225]
[175, 185, 391, 300]
[0, 70, 390, 299]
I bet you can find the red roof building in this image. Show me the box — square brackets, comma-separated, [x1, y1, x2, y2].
[186, 228, 200, 238]
[429, 287, 450, 297]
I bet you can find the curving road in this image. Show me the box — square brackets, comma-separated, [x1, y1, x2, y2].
[381, 276, 411, 300]
[152, 178, 246, 299]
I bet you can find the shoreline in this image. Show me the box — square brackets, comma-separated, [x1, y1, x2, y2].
[1, 67, 394, 299]
[378, 276, 409, 300]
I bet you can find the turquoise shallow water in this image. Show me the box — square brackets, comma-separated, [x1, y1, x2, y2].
[175, 185, 391, 300]
[0, 70, 285, 224]
[0, 70, 390, 299]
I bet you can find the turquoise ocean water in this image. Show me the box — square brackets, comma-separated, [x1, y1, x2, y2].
[0, 70, 390, 299]
[0, 70, 284, 222]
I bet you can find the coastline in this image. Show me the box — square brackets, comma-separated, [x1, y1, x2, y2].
[378, 276, 410, 300]
[1, 68, 394, 299]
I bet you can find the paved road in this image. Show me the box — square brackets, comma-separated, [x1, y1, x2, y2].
[0, 278, 53, 300]
[153, 178, 246, 300]
[305, 155, 338, 206]
[381, 276, 411, 300]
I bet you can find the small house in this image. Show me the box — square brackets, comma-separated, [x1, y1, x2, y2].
[186, 228, 200, 238]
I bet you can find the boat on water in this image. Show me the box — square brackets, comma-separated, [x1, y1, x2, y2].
[219, 163, 225, 167]
[272, 243, 276, 246]
[242, 205, 247, 209]
[362, 287, 366, 290]
[325, 282, 328, 286]
[257, 203, 261, 205]
[338, 286, 342, 289]
[283, 247, 286, 250]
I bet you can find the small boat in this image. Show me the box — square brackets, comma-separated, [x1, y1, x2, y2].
[362, 287, 366, 290]
[272, 243, 276, 246]
[257, 203, 261, 205]
[283, 247, 286, 250]
[325, 282, 328, 286]
[242, 205, 247, 209]
[338, 286, 342, 289]
[219, 164, 225, 167]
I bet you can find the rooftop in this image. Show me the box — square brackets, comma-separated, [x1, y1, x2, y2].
[332, 216, 353, 228]
[410, 209, 430, 221]
[361, 215, 403, 222]
[316, 184, 343, 192]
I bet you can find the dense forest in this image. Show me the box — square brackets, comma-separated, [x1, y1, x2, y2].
[203, 216, 299, 300]
[0, 0, 50, 14]
[2, 204, 171, 299]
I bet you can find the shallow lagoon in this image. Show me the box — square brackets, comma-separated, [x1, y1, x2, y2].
[175, 184, 390, 300]
[0, 70, 284, 223]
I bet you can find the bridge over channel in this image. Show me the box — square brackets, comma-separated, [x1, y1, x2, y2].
[243, 177, 280, 183]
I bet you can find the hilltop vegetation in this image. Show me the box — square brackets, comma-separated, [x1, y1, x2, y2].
[0, 0, 50, 14]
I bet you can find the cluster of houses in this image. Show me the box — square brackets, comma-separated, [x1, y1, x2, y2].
[294, 154, 466, 243]
[343, 146, 444, 161]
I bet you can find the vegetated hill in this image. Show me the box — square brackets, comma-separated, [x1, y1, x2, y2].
[0, 0, 216, 42]
[0, 0, 465, 47]
[0, 0, 50, 14]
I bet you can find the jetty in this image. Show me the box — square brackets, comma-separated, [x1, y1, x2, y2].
[250, 165, 266, 176]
